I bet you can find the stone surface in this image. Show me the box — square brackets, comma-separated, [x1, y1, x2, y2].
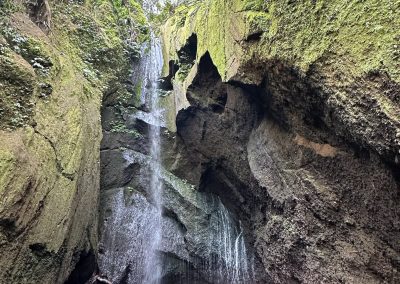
[162, 0, 400, 166]
[168, 55, 400, 282]
[0, 0, 148, 283]
[99, 70, 258, 282]
[161, 1, 400, 282]
[0, 0, 398, 283]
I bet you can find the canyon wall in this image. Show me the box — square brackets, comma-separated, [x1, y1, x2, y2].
[0, 0, 147, 283]
[161, 0, 400, 282]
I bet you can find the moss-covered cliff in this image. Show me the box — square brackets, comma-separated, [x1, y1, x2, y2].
[162, 0, 400, 165]
[0, 0, 147, 283]
[162, 0, 400, 283]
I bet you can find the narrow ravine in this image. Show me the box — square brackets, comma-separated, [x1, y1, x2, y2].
[98, 21, 166, 284]
[1, 1, 399, 284]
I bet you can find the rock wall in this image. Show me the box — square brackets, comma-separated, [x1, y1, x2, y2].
[0, 0, 147, 283]
[162, 0, 400, 283]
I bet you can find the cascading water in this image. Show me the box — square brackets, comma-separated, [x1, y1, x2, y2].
[142, 32, 164, 284]
[98, 1, 256, 283]
[208, 200, 252, 283]
[98, 27, 165, 284]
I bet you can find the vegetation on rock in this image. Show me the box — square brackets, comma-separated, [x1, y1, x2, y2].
[0, 0, 148, 283]
[160, 0, 400, 283]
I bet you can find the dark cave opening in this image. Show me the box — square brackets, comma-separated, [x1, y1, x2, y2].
[186, 52, 228, 113]
[177, 33, 198, 65]
[245, 31, 263, 42]
[159, 60, 179, 91]
[160, 33, 198, 91]
[64, 250, 96, 284]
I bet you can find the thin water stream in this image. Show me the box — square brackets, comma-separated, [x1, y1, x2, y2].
[143, 32, 164, 284]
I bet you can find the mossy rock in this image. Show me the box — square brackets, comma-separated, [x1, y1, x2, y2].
[0, 0, 150, 283]
[162, 0, 400, 83]
[0, 51, 36, 129]
[162, 0, 400, 165]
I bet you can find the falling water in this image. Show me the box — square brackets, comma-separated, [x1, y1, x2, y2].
[142, 32, 164, 284]
[162, 172, 255, 283]
[99, 1, 256, 283]
[98, 31, 165, 284]
[209, 200, 253, 283]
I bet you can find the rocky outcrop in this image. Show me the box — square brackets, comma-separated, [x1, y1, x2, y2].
[161, 0, 400, 283]
[1, 0, 398, 282]
[162, 0, 400, 166]
[0, 0, 147, 283]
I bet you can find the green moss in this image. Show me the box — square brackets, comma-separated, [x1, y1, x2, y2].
[0, 0, 22, 16]
[245, 11, 270, 35]
[241, 0, 269, 11]
[254, 0, 400, 78]
[110, 121, 141, 137]
[0, 0, 152, 280]
[1, 25, 53, 74]
[133, 79, 143, 106]
[149, 1, 176, 29]
[162, 0, 400, 83]
[0, 52, 36, 129]
[0, 147, 15, 194]
[162, 0, 243, 79]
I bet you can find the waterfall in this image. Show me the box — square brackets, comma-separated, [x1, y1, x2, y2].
[98, 32, 165, 284]
[142, 32, 164, 284]
[162, 172, 255, 283]
[98, 2, 256, 283]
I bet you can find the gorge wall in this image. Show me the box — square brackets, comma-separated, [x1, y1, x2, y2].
[0, 0, 147, 283]
[160, 0, 400, 283]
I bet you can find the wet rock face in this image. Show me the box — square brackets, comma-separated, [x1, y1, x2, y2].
[167, 48, 400, 283]
[97, 0, 399, 282]
[99, 86, 257, 283]
[248, 121, 400, 283]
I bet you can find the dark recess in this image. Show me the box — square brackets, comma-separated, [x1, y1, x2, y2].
[177, 33, 197, 64]
[64, 250, 96, 284]
[186, 52, 227, 113]
[160, 33, 198, 91]
[245, 31, 263, 42]
[159, 60, 179, 90]
[29, 243, 51, 257]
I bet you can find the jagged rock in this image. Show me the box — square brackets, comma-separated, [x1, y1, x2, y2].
[99, 149, 257, 283]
